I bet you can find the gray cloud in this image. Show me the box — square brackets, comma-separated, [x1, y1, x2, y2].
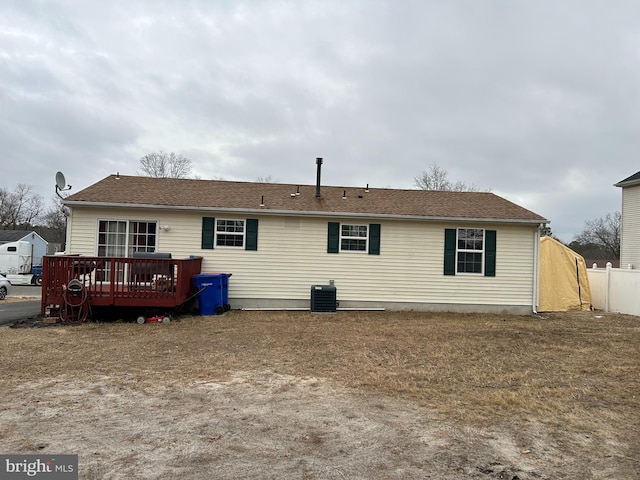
[1, 0, 638, 241]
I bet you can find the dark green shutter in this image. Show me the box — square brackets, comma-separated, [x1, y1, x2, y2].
[484, 230, 496, 277]
[246, 219, 258, 251]
[444, 228, 456, 275]
[327, 222, 339, 253]
[202, 217, 215, 249]
[369, 223, 381, 255]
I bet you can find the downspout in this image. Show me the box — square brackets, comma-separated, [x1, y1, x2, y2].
[64, 205, 72, 254]
[605, 262, 611, 313]
[532, 224, 542, 314]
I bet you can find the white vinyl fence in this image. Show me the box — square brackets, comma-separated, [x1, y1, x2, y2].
[587, 265, 640, 316]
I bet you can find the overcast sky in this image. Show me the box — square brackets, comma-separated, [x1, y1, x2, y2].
[2, 1, 638, 242]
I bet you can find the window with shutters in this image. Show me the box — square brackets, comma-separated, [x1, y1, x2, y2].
[328, 222, 380, 255]
[444, 228, 496, 276]
[216, 219, 245, 248]
[456, 228, 484, 274]
[340, 224, 368, 252]
[201, 217, 258, 251]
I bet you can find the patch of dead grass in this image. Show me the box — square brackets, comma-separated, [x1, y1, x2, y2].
[1, 297, 36, 303]
[1, 310, 638, 439]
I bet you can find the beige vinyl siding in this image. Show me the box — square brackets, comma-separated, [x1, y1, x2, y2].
[620, 184, 640, 268]
[68, 206, 536, 309]
[68, 207, 206, 256]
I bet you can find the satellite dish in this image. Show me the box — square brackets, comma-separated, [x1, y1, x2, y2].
[56, 172, 66, 190]
[55, 171, 72, 198]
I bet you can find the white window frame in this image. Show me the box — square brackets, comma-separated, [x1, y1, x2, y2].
[97, 220, 127, 257]
[456, 228, 484, 275]
[96, 219, 158, 257]
[339, 224, 369, 253]
[96, 219, 158, 283]
[215, 219, 246, 248]
[128, 220, 158, 256]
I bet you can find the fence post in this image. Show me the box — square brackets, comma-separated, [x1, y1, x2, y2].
[605, 262, 612, 313]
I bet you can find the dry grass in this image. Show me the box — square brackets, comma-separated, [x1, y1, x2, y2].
[1, 310, 639, 434]
[1, 297, 36, 304]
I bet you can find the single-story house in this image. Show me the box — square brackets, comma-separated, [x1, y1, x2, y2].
[615, 170, 640, 269]
[0, 230, 48, 266]
[62, 168, 548, 314]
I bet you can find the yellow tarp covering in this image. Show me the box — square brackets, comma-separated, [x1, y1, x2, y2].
[538, 236, 592, 312]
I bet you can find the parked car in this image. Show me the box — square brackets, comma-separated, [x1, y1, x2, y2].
[0, 274, 11, 300]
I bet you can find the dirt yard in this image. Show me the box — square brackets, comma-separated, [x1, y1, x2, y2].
[0, 310, 638, 479]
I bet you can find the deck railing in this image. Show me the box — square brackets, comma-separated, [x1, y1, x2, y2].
[41, 255, 203, 313]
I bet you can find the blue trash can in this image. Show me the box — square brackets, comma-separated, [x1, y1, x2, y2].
[192, 273, 232, 315]
[217, 273, 232, 311]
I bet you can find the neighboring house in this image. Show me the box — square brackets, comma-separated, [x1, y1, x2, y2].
[62, 170, 548, 314]
[0, 230, 48, 266]
[615, 171, 640, 269]
[586, 259, 620, 269]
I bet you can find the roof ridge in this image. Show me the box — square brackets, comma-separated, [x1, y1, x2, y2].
[104, 174, 498, 193]
[65, 174, 547, 223]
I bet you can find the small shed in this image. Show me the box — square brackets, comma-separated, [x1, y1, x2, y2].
[0, 230, 48, 266]
[538, 236, 592, 312]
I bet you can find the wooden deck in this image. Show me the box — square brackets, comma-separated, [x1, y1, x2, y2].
[41, 255, 203, 314]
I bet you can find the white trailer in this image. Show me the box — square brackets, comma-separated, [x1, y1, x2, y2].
[0, 240, 42, 285]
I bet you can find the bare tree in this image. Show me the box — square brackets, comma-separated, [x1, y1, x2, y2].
[573, 211, 621, 259]
[40, 196, 68, 244]
[0, 184, 44, 229]
[256, 175, 278, 183]
[414, 164, 480, 192]
[539, 225, 553, 237]
[138, 151, 192, 178]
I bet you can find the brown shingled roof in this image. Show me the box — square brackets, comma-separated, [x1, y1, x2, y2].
[65, 175, 548, 223]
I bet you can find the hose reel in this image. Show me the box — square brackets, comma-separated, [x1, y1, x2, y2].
[60, 278, 91, 325]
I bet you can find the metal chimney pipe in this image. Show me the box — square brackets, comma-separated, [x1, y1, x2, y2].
[315, 157, 323, 198]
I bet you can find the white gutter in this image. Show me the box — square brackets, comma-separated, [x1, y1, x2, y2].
[65, 205, 73, 254]
[63, 201, 547, 226]
[532, 224, 543, 314]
